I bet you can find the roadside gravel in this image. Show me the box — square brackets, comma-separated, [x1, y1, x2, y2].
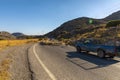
[0, 43, 34, 80]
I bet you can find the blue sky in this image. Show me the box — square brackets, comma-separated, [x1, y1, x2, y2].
[0, 0, 120, 35]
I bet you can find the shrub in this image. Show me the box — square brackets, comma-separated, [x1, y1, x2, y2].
[106, 20, 120, 27]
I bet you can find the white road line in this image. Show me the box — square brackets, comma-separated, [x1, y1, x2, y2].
[33, 44, 57, 80]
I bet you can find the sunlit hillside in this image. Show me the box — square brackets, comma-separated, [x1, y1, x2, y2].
[45, 11, 120, 45]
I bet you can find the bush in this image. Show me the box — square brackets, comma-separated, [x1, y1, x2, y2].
[106, 20, 120, 27]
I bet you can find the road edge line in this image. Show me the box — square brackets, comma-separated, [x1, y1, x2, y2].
[33, 44, 56, 80]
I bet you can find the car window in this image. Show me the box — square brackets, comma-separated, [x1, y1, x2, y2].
[84, 40, 91, 44]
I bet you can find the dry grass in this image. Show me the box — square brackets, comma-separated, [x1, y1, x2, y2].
[39, 38, 65, 46]
[0, 58, 12, 80]
[76, 27, 107, 39]
[0, 39, 39, 80]
[0, 39, 39, 50]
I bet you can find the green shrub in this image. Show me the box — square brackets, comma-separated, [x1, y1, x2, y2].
[106, 20, 120, 27]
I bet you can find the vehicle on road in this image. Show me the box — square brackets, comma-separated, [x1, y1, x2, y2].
[75, 38, 120, 58]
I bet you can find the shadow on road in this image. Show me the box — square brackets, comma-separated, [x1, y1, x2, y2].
[66, 52, 120, 70]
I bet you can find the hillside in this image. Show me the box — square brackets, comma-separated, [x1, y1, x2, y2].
[12, 32, 27, 39]
[12, 32, 25, 37]
[12, 32, 43, 39]
[45, 10, 120, 44]
[104, 11, 120, 20]
[46, 17, 105, 39]
[0, 31, 16, 40]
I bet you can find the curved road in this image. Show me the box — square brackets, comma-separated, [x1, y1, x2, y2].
[29, 43, 120, 80]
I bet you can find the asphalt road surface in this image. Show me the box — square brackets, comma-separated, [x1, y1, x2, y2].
[28, 43, 120, 80]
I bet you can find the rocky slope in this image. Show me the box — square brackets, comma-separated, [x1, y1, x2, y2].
[45, 10, 120, 43]
[45, 17, 106, 39]
[104, 11, 120, 20]
[0, 31, 16, 40]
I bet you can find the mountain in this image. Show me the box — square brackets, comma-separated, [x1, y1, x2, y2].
[12, 32, 27, 39]
[0, 31, 16, 40]
[45, 17, 106, 39]
[12, 32, 25, 37]
[45, 10, 120, 44]
[104, 10, 120, 20]
[12, 32, 43, 39]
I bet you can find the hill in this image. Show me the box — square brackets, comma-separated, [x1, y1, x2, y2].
[12, 32, 27, 39]
[12, 32, 44, 39]
[45, 17, 105, 39]
[45, 10, 120, 44]
[45, 17, 106, 40]
[12, 32, 25, 37]
[0, 31, 16, 40]
[104, 10, 120, 20]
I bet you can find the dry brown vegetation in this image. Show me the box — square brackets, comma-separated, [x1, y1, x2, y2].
[0, 58, 12, 80]
[45, 11, 120, 45]
[0, 39, 39, 50]
[57, 25, 120, 45]
[39, 38, 65, 46]
[79, 26, 120, 39]
[0, 39, 39, 80]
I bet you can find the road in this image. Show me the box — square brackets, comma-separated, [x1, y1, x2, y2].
[28, 43, 120, 80]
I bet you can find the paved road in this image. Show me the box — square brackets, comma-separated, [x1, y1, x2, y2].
[29, 43, 120, 80]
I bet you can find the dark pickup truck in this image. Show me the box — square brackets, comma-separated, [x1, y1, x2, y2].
[75, 38, 120, 58]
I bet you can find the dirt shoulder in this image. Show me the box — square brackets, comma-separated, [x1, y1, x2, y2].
[0, 43, 34, 80]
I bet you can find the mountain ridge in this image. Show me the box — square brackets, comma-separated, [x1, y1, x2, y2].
[104, 10, 120, 20]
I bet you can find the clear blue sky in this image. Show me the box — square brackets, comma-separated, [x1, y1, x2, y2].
[0, 0, 120, 35]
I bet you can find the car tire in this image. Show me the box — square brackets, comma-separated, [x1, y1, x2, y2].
[97, 50, 105, 58]
[109, 55, 115, 58]
[86, 51, 89, 53]
[76, 46, 81, 53]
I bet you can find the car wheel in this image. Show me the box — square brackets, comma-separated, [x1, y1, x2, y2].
[86, 51, 89, 53]
[97, 50, 105, 58]
[76, 46, 81, 53]
[109, 55, 115, 58]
